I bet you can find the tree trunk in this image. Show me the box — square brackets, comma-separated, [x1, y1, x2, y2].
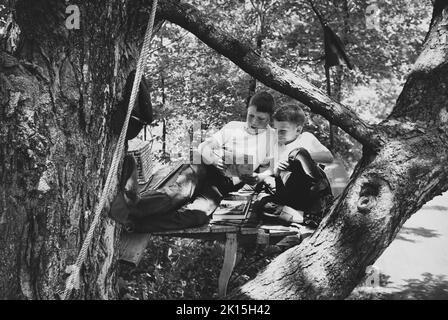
[157, 0, 448, 299]
[0, 0, 161, 299]
[246, 3, 266, 107]
[246, 33, 263, 107]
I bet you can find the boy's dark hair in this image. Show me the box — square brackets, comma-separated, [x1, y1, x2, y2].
[273, 104, 306, 126]
[248, 91, 275, 115]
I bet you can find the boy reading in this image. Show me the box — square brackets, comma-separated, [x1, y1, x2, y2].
[257, 103, 334, 227]
[199, 91, 276, 186]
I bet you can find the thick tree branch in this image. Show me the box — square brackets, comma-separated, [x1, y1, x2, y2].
[157, 0, 384, 151]
[225, 1, 448, 300]
[388, 1, 448, 125]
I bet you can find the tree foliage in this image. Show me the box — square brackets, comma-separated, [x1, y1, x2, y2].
[118, 0, 434, 299]
[142, 0, 431, 168]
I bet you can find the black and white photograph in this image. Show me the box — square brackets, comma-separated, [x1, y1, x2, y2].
[1, 0, 448, 303]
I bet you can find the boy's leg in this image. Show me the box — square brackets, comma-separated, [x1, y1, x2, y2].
[203, 164, 240, 195]
[113, 156, 235, 215]
[184, 183, 223, 214]
[130, 183, 223, 233]
[131, 163, 208, 219]
[282, 148, 333, 219]
[110, 157, 208, 223]
[109, 155, 140, 226]
[110, 148, 238, 230]
[134, 161, 236, 215]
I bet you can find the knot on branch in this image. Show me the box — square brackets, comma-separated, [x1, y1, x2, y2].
[356, 177, 387, 214]
[357, 196, 373, 213]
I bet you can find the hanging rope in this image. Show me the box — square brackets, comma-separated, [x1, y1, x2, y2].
[61, 0, 158, 300]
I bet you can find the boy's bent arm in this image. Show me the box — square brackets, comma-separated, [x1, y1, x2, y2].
[307, 133, 334, 164]
[309, 150, 334, 164]
[198, 138, 221, 166]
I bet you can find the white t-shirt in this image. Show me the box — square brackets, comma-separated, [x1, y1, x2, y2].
[200, 121, 276, 172]
[276, 132, 330, 183]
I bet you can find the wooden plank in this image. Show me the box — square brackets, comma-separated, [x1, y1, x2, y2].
[259, 224, 297, 238]
[153, 224, 239, 236]
[218, 233, 238, 297]
[256, 229, 270, 245]
[240, 227, 259, 235]
[259, 224, 293, 232]
[119, 232, 152, 266]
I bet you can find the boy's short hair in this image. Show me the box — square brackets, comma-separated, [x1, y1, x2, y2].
[248, 91, 275, 115]
[273, 104, 306, 126]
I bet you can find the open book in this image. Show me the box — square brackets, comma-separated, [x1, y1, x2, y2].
[211, 191, 254, 221]
[212, 201, 247, 220]
[220, 150, 254, 179]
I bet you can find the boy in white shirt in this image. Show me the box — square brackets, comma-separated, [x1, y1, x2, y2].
[199, 99, 276, 186]
[258, 104, 334, 227]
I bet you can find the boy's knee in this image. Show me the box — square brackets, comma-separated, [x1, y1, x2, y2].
[286, 147, 333, 195]
[288, 147, 316, 176]
[189, 163, 208, 178]
[288, 147, 313, 165]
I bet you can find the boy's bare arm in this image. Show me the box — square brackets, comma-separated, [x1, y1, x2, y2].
[198, 138, 225, 170]
[309, 150, 334, 164]
[308, 134, 334, 164]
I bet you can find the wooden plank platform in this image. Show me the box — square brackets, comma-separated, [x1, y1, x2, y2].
[118, 222, 311, 296]
[119, 222, 302, 263]
[117, 171, 317, 297]
[116, 156, 349, 297]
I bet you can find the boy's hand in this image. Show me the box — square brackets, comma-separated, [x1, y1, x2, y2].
[199, 139, 226, 172]
[275, 160, 290, 175]
[201, 147, 226, 172]
[213, 157, 226, 172]
[240, 172, 267, 185]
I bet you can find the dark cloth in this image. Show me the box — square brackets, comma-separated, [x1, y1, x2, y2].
[110, 163, 239, 233]
[110, 70, 153, 140]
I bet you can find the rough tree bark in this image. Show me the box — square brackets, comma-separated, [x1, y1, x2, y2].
[157, 0, 448, 299]
[0, 0, 161, 299]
